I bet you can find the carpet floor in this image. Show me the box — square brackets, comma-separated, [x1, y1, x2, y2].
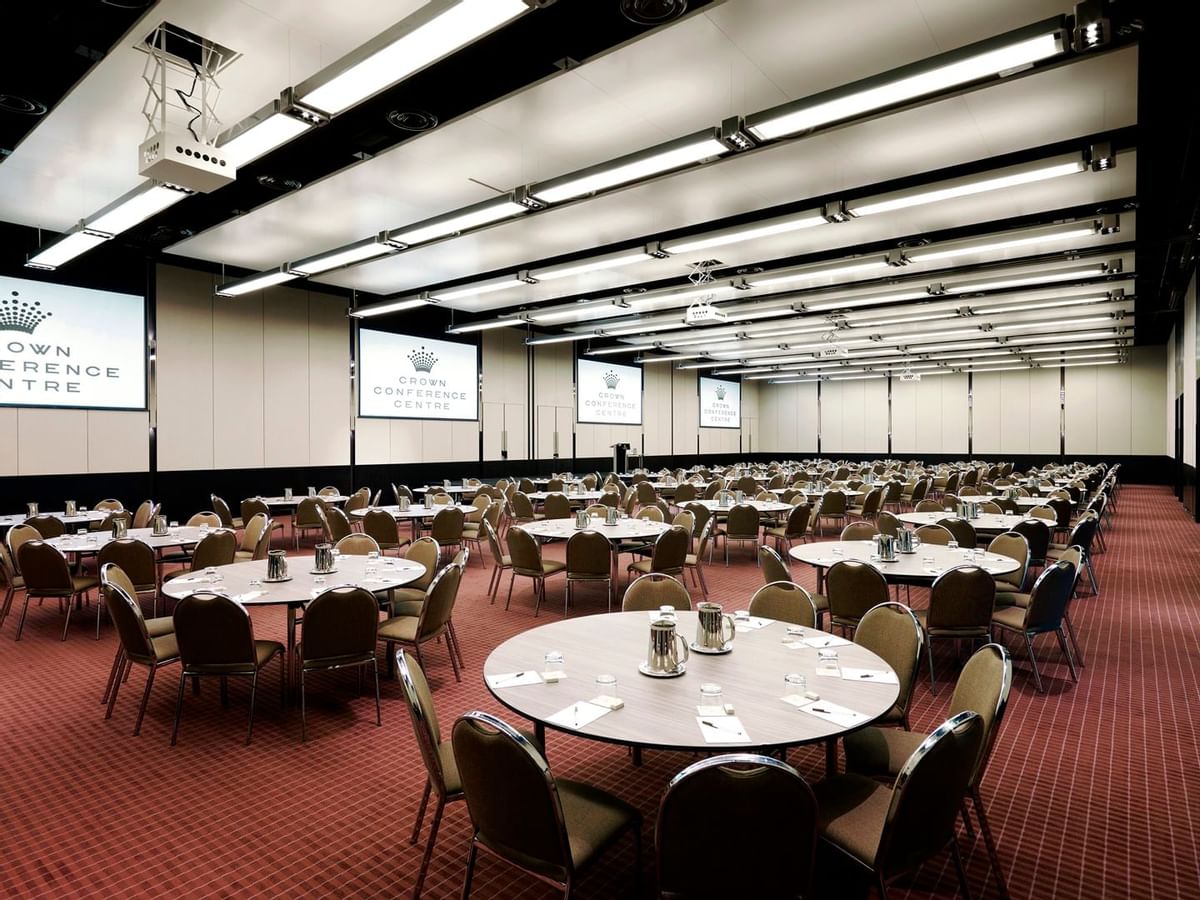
[0, 484, 1197, 899]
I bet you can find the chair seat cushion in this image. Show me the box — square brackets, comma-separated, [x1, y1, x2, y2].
[151, 633, 180, 663]
[991, 605, 1028, 631]
[558, 778, 641, 870]
[541, 560, 566, 576]
[911, 608, 990, 636]
[391, 600, 423, 618]
[378, 615, 419, 642]
[72, 574, 99, 592]
[812, 773, 891, 867]
[233, 550, 254, 561]
[627, 559, 654, 575]
[994, 589, 1031, 608]
[842, 726, 926, 778]
[810, 592, 829, 612]
[255, 640, 284, 667]
[145, 616, 174, 638]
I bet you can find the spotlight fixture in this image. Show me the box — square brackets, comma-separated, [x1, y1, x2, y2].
[1072, 0, 1111, 51]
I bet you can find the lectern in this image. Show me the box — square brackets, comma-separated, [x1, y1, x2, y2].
[611, 442, 630, 475]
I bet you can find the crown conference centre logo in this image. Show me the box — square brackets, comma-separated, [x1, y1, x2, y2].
[603, 370, 620, 389]
[716, 384, 726, 400]
[407, 346, 438, 373]
[0, 292, 52, 334]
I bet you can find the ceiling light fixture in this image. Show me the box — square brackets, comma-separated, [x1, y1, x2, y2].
[25, 228, 111, 271]
[940, 261, 1114, 293]
[966, 293, 1114, 315]
[530, 249, 655, 281]
[87, 182, 193, 235]
[525, 332, 602, 346]
[904, 221, 1103, 264]
[446, 317, 526, 334]
[218, 89, 329, 166]
[529, 130, 728, 204]
[297, 0, 530, 116]
[745, 20, 1066, 140]
[660, 209, 825, 255]
[387, 195, 529, 246]
[585, 345, 645, 356]
[749, 260, 890, 289]
[430, 273, 531, 302]
[351, 297, 433, 318]
[215, 266, 299, 297]
[290, 234, 404, 276]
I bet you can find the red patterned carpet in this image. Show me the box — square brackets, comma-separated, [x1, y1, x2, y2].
[1, 484, 1198, 899]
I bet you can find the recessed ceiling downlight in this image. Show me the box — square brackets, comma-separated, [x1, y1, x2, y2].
[0, 95, 47, 116]
[620, 0, 688, 26]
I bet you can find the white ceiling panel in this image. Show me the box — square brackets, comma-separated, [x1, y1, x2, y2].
[311, 48, 1136, 303]
[0, 0, 420, 233]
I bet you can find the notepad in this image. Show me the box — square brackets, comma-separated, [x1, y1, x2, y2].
[797, 700, 869, 728]
[546, 701, 610, 729]
[799, 634, 851, 649]
[840, 667, 899, 685]
[734, 616, 773, 633]
[234, 590, 265, 602]
[696, 715, 752, 744]
[486, 671, 544, 688]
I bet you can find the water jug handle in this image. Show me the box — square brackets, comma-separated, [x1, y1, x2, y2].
[722, 613, 736, 644]
[676, 633, 690, 665]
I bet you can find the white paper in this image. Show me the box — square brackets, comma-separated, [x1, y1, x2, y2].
[814, 666, 842, 678]
[696, 715, 752, 744]
[840, 667, 900, 685]
[486, 671, 544, 688]
[800, 634, 851, 649]
[797, 700, 870, 728]
[234, 590, 265, 602]
[780, 693, 810, 707]
[734, 615, 773, 633]
[546, 701, 610, 729]
[170, 575, 209, 584]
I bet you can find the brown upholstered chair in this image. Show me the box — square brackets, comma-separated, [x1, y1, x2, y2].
[170, 592, 285, 746]
[1011, 517, 1051, 570]
[566, 530, 613, 615]
[388, 537, 441, 617]
[504, 526, 564, 616]
[0, 540, 22, 630]
[914, 523, 952, 546]
[840, 521, 879, 542]
[378, 559, 465, 682]
[748, 581, 818, 629]
[914, 499, 943, 513]
[164, 529, 237, 585]
[510, 491, 539, 525]
[234, 513, 273, 561]
[814, 711, 984, 900]
[343, 487, 371, 514]
[7, 523, 41, 576]
[335, 534, 381, 556]
[683, 516, 714, 600]
[240, 498, 270, 526]
[876, 510, 902, 538]
[452, 710, 642, 898]
[758, 544, 791, 585]
[915, 565, 995, 692]
[319, 505, 353, 544]
[25, 515, 66, 538]
[186, 511, 222, 527]
[842, 644, 1014, 899]
[297, 586, 381, 741]
[210, 494, 242, 529]
[430, 507, 465, 563]
[319, 485, 341, 498]
[988, 531, 1030, 605]
[99, 563, 179, 736]
[990, 559, 1079, 693]
[765, 503, 810, 553]
[96, 538, 158, 633]
[16, 540, 98, 641]
[937, 516, 977, 549]
[622, 573, 692, 612]
[481, 521, 511, 603]
[849, 487, 883, 522]
[393, 483, 414, 504]
[826, 559, 888, 634]
[541, 493, 572, 521]
[131, 501, 159, 530]
[292, 497, 326, 549]
[854, 602, 923, 730]
[362, 508, 408, 555]
[627, 525, 689, 581]
[722, 503, 761, 565]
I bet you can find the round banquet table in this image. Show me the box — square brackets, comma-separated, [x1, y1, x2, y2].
[970, 495, 1070, 510]
[349, 503, 476, 539]
[789, 540, 1019, 588]
[518, 517, 671, 543]
[526, 490, 607, 503]
[0, 509, 110, 529]
[45, 525, 209, 554]
[770, 487, 863, 499]
[485, 610, 898, 760]
[259, 494, 348, 508]
[896, 511, 1026, 533]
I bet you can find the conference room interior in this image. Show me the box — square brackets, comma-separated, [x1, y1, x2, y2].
[0, 1, 1197, 898]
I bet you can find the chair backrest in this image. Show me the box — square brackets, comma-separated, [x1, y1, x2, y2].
[187, 511, 222, 527]
[949, 644, 1012, 790]
[301, 586, 379, 663]
[876, 510, 901, 537]
[1012, 518, 1051, 562]
[657, 753, 818, 899]
[855, 602, 923, 715]
[393, 483, 414, 504]
[396, 650, 450, 794]
[878, 711, 984, 877]
[173, 592, 259, 673]
[1023, 559, 1077, 633]
[635, 481, 657, 504]
[542, 493, 571, 520]
[937, 516, 977, 549]
[914, 499, 942, 513]
[100, 564, 156, 664]
[749, 581, 816, 628]
[190, 529, 238, 570]
[649, 526, 689, 573]
[671, 509, 695, 534]
[240, 512, 268, 553]
[18, 540, 72, 592]
[362, 508, 401, 546]
[859, 487, 883, 517]
[336, 533, 381, 556]
[778, 502, 808, 539]
[757, 545, 790, 584]
[240, 498, 270, 524]
[622, 573, 692, 612]
[684, 502, 711, 537]
[430, 507, 465, 543]
[344, 487, 371, 513]
[132, 500, 158, 529]
[1066, 513, 1099, 554]
[404, 537, 441, 591]
[97, 538, 156, 592]
[566, 530, 611, 578]
[210, 494, 236, 528]
[840, 521, 878, 541]
[820, 490, 847, 515]
[319, 486, 341, 497]
[636, 506, 663, 522]
[417, 561, 464, 639]
[673, 483, 697, 503]
[986, 531, 1029, 590]
[506, 526, 543, 577]
[0, 539, 17, 587]
[293, 497, 324, 528]
[726, 503, 760, 537]
[826, 559, 889, 624]
[26, 515, 66, 538]
[914, 524, 952, 546]
[325, 506, 353, 543]
[511, 492, 535, 519]
[927, 565, 995, 631]
[452, 711, 575, 882]
[95, 498, 124, 512]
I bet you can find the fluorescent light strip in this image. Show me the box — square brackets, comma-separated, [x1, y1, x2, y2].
[1027, 350, 1123, 362]
[530, 132, 727, 204]
[991, 315, 1117, 331]
[221, 112, 312, 166]
[300, 0, 528, 115]
[750, 260, 889, 288]
[531, 250, 653, 281]
[88, 183, 191, 234]
[25, 229, 111, 270]
[803, 290, 931, 313]
[661, 210, 825, 255]
[351, 298, 431, 318]
[586, 345, 645, 356]
[291, 237, 399, 276]
[215, 267, 298, 297]
[389, 198, 527, 246]
[849, 311, 958, 328]
[906, 224, 1099, 263]
[447, 318, 526, 334]
[848, 158, 1085, 216]
[967, 293, 1113, 315]
[639, 353, 703, 362]
[430, 276, 528, 302]
[1059, 360, 1122, 368]
[943, 264, 1110, 293]
[529, 300, 626, 323]
[827, 373, 887, 381]
[526, 332, 601, 345]
[747, 26, 1064, 139]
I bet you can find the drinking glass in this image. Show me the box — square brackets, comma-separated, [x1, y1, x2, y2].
[733, 609, 750, 625]
[947, 539, 959, 551]
[699, 682, 723, 707]
[784, 672, 808, 694]
[544, 650, 565, 682]
[595, 673, 618, 701]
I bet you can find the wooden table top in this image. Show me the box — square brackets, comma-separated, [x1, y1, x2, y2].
[896, 511, 1026, 532]
[161, 554, 425, 606]
[526, 490, 607, 502]
[415, 485, 476, 494]
[485, 610, 898, 751]
[0, 510, 111, 528]
[968, 495, 1067, 509]
[45, 525, 210, 553]
[349, 503, 475, 520]
[518, 518, 672, 542]
[259, 495, 348, 506]
[694, 499, 793, 514]
[770, 488, 863, 498]
[789, 540, 1019, 581]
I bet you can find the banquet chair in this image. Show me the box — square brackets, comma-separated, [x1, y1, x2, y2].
[482, 521, 511, 602]
[765, 503, 811, 553]
[748, 581, 818, 629]
[840, 521, 878, 542]
[505, 527, 564, 617]
[723, 503, 761, 564]
[319, 486, 341, 497]
[566, 530, 613, 614]
[131, 501, 159, 529]
[826, 559, 889, 634]
[164, 529, 237, 592]
[343, 487, 371, 514]
[937, 516, 977, 549]
[292, 497, 326, 548]
[814, 711, 983, 900]
[7, 523, 41, 575]
[186, 511, 222, 527]
[96, 538, 157, 632]
[842, 644, 1013, 900]
[1047, 514, 1100, 595]
[635, 481, 658, 506]
[170, 592, 285, 746]
[670, 509, 695, 537]
[16, 540, 98, 641]
[379, 559, 465, 682]
[240, 498, 270, 527]
[758, 545, 791, 585]
[452, 710, 642, 899]
[25, 515, 66, 538]
[979, 501, 1004, 514]
[817, 490, 848, 534]
[850, 487, 883, 521]
[914, 499, 943, 513]
[628, 526, 689, 582]
[234, 513, 270, 561]
[462, 498, 491, 566]
[296, 586, 381, 742]
[854, 602, 923, 729]
[362, 508, 408, 556]
[542, 493, 572, 521]
[990, 560, 1078, 693]
[210, 494, 243, 529]
[518, 478, 536, 493]
[989, 531, 1031, 605]
[622, 573, 692, 613]
[1011, 517, 1051, 570]
[672, 482, 697, 505]
[430, 507, 465, 564]
[0, 541, 22, 630]
[876, 511, 902, 538]
[321, 505, 353, 544]
[915, 565, 994, 693]
[335, 534, 380, 556]
[510, 491, 539, 526]
[914, 524, 952, 545]
[683, 518, 714, 599]
[880, 480, 903, 512]
[393, 483, 414, 504]
[99, 564, 179, 736]
[90, 498, 124, 532]
[657, 754, 817, 900]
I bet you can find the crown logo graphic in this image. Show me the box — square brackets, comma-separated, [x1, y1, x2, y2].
[408, 346, 437, 373]
[602, 370, 620, 389]
[0, 292, 51, 334]
[715, 385, 726, 400]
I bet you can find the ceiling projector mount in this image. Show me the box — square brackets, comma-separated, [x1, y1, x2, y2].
[685, 259, 727, 325]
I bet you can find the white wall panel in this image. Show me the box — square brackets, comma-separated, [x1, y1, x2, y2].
[156, 266, 214, 471]
[940, 374, 969, 453]
[0, 409, 18, 475]
[262, 288, 309, 467]
[892, 380, 917, 452]
[971, 372, 1001, 453]
[1184, 274, 1196, 466]
[997, 370, 1031, 452]
[1028, 368, 1061, 454]
[87, 411, 149, 473]
[672, 368, 698, 455]
[863, 379, 889, 452]
[354, 418, 390, 465]
[17, 408, 87, 475]
[1064, 367, 1099, 454]
[211, 291, 264, 469]
[1132, 346, 1167, 456]
[308, 292, 350, 466]
[643, 364, 672, 456]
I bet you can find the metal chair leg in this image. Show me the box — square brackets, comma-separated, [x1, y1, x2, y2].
[411, 779, 432, 845]
[1024, 633, 1044, 693]
[133, 665, 157, 736]
[971, 787, 1011, 900]
[246, 670, 259, 745]
[414, 796, 447, 899]
[106, 656, 129, 720]
[300, 667, 308, 742]
[461, 842, 478, 900]
[1056, 627, 1079, 682]
[949, 838, 973, 900]
[170, 671, 187, 746]
[1064, 612, 1085, 667]
[102, 647, 125, 704]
